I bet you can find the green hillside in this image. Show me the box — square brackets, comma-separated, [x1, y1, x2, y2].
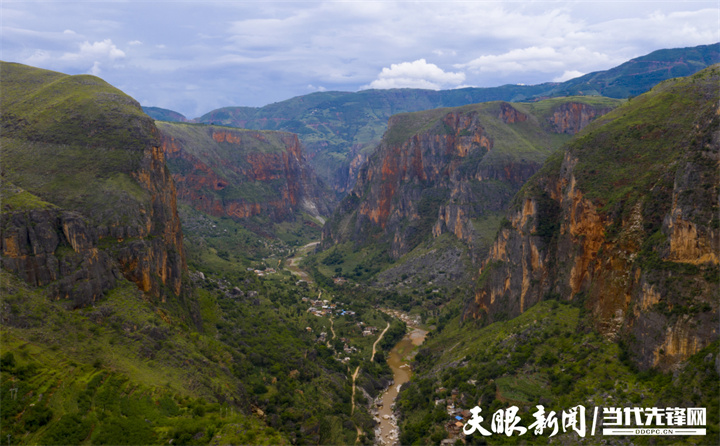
[142, 106, 188, 122]
[397, 300, 718, 445]
[0, 62, 390, 445]
[1, 62, 155, 225]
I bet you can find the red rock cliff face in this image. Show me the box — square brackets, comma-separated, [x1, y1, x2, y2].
[1, 134, 186, 305]
[466, 72, 719, 370]
[0, 64, 186, 305]
[119, 134, 186, 297]
[349, 110, 501, 259]
[323, 100, 615, 261]
[158, 125, 333, 223]
[469, 152, 718, 371]
[353, 111, 494, 229]
[323, 103, 553, 260]
[549, 102, 612, 134]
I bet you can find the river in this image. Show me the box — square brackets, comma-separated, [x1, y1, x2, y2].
[374, 327, 427, 445]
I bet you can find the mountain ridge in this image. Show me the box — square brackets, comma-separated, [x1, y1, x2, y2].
[144, 43, 719, 194]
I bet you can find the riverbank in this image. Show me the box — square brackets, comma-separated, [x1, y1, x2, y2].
[371, 327, 427, 446]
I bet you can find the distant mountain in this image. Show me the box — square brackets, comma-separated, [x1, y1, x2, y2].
[197, 86, 553, 194]
[142, 106, 189, 122]
[545, 43, 720, 98]
[195, 43, 719, 193]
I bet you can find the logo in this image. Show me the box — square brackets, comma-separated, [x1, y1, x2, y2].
[462, 405, 707, 438]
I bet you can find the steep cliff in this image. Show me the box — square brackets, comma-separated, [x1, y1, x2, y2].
[0, 62, 185, 305]
[322, 97, 620, 270]
[156, 122, 335, 224]
[467, 66, 720, 370]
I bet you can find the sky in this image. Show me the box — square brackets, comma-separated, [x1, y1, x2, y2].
[2, 1, 718, 118]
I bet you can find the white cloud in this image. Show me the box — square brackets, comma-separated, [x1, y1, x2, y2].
[128, 40, 143, 46]
[432, 49, 457, 57]
[455, 46, 615, 82]
[25, 50, 51, 65]
[307, 84, 327, 92]
[61, 39, 125, 62]
[553, 70, 585, 82]
[88, 61, 102, 76]
[363, 59, 465, 90]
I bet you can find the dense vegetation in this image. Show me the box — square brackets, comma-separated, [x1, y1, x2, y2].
[2, 49, 718, 446]
[397, 300, 719, 445]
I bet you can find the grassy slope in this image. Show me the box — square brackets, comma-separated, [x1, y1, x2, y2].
[0, 62, 154, 225]
[0, 270, 287, 445]
[567, 66, 719, 212]
[0, 247, 393, 445]
[142, 106, 188, 122]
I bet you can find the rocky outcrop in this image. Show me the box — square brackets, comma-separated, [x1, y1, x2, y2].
[116, 141, 186, 297]
[1, 209, 118, 307]
[466, 67, 720, 370]
[1, 139, 186, 304]
[323, 98, 618, 263]
[0, 62, 186, 305]
[548, 102, 613, 134]
[158, 123, 334, 223]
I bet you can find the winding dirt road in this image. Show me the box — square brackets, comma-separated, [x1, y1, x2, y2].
[285, 241, 320, 282]
[370, 322, 391, 362]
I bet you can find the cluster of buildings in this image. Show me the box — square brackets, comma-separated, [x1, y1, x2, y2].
[303, 297, 356, 318]
[247, 267, 277, 277]
[434, 385, 477, 444]
[358, 322, 379, 337]
[380, 308, 421, 327]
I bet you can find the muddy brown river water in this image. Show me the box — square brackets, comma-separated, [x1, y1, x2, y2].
[376, 328, 427, 445]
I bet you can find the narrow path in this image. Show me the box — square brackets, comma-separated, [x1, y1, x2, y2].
[327, 318, 336, 349]
[370, 322, 391, 362]
[285, 241, 320, 282]
[350, 365, 361, 415]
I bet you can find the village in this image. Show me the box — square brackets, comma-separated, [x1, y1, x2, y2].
[380, 308, 422, 328]
[301, 295, 388, 364]
[434, 385, 473, 445]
